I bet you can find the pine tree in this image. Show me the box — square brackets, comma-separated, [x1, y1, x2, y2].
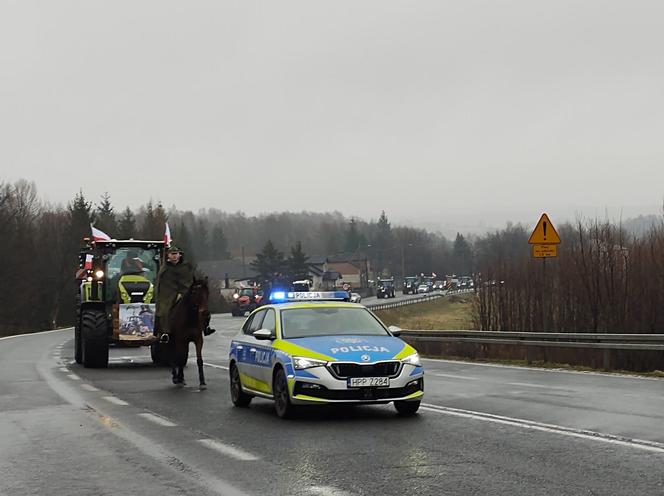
[174, 221, 194, 261]
[95, 192, 117, 235]
[117, 207, 137, 239]
[194, 218, 210, 261]
[68, 190, 94, 241]
[210, 224, 229, 260]
[141, 201, 168, 240]
[250, 240, 285, 283]
[287, 241, 309, 280]
[371, 210, 393, 276]
[344, 218, 360, 252]
[452, 233, 473, 275]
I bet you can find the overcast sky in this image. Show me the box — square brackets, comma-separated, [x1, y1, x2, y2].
[1, 1, 663, 234]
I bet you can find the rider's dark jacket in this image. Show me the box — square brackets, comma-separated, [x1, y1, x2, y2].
[156, 256, 193, 333]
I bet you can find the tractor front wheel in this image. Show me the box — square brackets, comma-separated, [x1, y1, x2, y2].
[81, 309, 109, 368]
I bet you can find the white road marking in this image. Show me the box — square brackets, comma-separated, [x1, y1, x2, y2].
[306, 486, 356, 496]
[0, 327, 71, 341]
[138, 412, 177, 427]
[421, 403, 664, 454]
[429, 372, 478, 380]
[103, 396, 129, 406]
[109, 356, 152, 361]
[197, 439, 259, 461]
[508, 382, 572, 391]
[67, 374, 80, 381]
[421, 357, 664, 381]
[204, 362, 229, 370]
[59, 367, 69, 373]
[81, 384, 99, 392]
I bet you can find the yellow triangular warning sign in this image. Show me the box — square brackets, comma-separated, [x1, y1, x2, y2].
[528, 213, 561, 245]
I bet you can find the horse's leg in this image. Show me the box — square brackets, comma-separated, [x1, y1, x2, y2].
[169, 341, 179, 385]
[178, 343, 185, 385]
[195, 336, 206, 389]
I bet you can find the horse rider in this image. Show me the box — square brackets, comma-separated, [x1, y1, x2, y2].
[156, 245, 215, 343]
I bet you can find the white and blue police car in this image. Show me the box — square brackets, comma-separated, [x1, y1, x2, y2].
[229, 291, 424, 418]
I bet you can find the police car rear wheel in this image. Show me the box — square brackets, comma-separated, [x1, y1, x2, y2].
[394, 400, 420, 416]
[273, 368, 296, 419]
[230, 363, 253, 407]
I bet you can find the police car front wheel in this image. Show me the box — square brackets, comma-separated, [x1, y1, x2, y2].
[273, 368, 297, 419]
[394, 400, 420, 416]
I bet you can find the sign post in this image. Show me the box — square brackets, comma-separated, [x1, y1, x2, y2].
[528, 213, 561, 331]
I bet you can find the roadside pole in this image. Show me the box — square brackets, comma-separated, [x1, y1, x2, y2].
[528, 213, 561, 332]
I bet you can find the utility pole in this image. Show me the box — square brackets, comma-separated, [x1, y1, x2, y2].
[241, 245, 246, 278]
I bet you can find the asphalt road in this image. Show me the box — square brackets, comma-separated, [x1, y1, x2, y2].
[2, 314, 664, 496]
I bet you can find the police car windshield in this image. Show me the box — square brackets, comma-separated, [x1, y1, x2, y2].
[280, 307, 389, 339]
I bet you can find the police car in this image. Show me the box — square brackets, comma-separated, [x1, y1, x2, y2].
[229, 291, 424, 418]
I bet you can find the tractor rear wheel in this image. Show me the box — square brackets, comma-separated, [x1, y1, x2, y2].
[81, 309, 109, 368]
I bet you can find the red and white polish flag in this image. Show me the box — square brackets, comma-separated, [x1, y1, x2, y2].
[164, 222, 172, 247]
[91, 224, 111, 242]
[76, 254, 94, 279]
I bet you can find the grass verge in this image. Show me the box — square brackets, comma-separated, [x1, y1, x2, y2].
[374, 294, 476, 330]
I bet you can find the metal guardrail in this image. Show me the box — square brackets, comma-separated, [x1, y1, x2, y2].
[398, 330, 664, 351]
[366, 289, 473, 311]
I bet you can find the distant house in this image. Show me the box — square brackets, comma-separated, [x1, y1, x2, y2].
[198, 254, 367, 293]
[326, 261, 363, 289]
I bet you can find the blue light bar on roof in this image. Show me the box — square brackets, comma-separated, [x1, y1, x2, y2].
[270, 291, 287, 301]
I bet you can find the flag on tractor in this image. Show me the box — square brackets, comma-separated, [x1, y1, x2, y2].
[164, 222, 172, 247]
[76, 254, 94, 279]
[91, 224, 111, 242]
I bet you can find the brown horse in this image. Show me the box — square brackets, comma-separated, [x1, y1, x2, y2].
[168, 277, 210, 389]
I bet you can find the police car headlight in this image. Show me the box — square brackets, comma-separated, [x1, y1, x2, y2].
[95, 270, 104, 279]
[401, 353, 421, 367]
[293, 356, 327, 370]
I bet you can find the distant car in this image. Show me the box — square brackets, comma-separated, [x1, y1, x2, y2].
[350, 293, 362, 303]
[228, 291, 424, 418]
[417, 284, 430, 294]
[433, 280, 445, 290]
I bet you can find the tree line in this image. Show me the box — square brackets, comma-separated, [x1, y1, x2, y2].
[3, 178, 661, 335]
[473, 218, 664, 334]
[0, 180, 475, 335]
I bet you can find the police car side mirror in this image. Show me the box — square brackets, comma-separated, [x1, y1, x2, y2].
[388, 325, 402, 337]
[253, 329, 274, 340]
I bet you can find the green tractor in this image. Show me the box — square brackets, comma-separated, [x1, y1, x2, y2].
[74, 239, 169, 368]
